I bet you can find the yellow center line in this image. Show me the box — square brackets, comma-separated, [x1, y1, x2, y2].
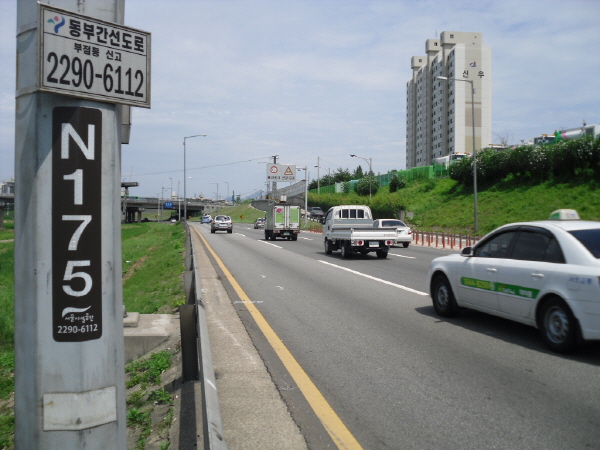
[193, 226, 364, 450]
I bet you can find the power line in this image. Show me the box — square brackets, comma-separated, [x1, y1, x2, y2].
[128, 156, 271, 177]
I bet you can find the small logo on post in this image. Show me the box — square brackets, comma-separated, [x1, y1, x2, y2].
[48, 15, 65, 33]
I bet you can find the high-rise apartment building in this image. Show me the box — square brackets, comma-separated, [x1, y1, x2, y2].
[406, 31, 492, 169]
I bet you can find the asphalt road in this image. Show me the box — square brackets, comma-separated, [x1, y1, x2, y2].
[193, 222, 600, 450]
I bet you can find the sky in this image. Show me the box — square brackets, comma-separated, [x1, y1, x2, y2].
[1, 0, 599, 200]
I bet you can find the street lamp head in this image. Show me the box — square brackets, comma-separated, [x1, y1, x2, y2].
[437, 76, 448, 80]
[350, 154, 356, 157]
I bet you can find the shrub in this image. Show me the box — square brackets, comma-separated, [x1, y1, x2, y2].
[355, 176, 379, 196]
[449, 156, 474, 185]
[389, 174, 400, 193]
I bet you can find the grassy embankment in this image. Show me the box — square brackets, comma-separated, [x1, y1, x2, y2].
[0, 221, 186, 449]
[207, 177, 600, 235]
[307, 176, 600, 235]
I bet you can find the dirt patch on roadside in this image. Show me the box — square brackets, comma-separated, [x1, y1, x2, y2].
[122, 246, 157, 282]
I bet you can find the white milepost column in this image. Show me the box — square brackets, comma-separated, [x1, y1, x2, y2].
[13, 1, 141, 448]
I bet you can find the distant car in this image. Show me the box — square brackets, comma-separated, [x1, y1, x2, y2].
[309, 207, 324, 222]
[254, 217, 266, 229]
[201, 214, 212, 224]
[373, 219, 412, 248]
[428, 209, 600, 353]
[211, 215, 233, 233]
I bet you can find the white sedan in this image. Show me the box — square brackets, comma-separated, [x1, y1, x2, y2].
[428, 210, 600, 353]
[373, 219, 412, 248]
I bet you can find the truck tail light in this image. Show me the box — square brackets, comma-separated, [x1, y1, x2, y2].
[385, 240, 394, 246]
[350, 240, 364, 246]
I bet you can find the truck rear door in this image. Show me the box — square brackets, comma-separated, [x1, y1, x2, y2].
[289, 207, 300, 228]
[274, 206, 286, 228]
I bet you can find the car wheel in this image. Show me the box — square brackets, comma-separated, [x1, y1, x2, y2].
[539, 297, 579, 353]
[376, 249, 388, 258]
[402, 242, 409, 248]
[264, 230, 269, 240]
[211, 229, 215, 234]
[341, 242, 351, 258]
[324, 238, 332, 254]
[292, 235, 298, 241]
[227, 229, 232, 234]
[431, 274, 458, 317]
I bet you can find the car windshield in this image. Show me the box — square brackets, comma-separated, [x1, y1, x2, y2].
[569, 229, 600, 258]
[215, 216, 229, 221]
[381, 220, 406, 227]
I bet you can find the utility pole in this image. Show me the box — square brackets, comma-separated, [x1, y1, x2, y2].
[271, 155, 278, 198]
[13, 1, 150, 448]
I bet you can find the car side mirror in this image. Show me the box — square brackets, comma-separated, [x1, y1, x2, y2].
[460, 246, 473, 257]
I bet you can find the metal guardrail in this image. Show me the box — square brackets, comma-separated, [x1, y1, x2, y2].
[412, 230, 480, 250]
[180, 223, 228, 450]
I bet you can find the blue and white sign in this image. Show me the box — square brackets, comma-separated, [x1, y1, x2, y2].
[39, 4, 151, 108]
[164, 202, 173, 209]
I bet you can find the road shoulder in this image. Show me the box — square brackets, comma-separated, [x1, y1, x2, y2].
[191, 226, 308, 450]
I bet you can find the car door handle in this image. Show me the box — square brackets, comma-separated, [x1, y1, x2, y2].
[531, 273, 545, 278]
[486, 268, 497, 273]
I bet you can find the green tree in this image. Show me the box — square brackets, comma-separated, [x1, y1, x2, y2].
[353, 165, 364, 179]
[333, 167, 352, 183]
[389, 174, 400, 193]
[355, 176, 379, 196]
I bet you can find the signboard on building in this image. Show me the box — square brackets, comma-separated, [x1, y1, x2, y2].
[266, 164, 296, 181]
[39, 4, 151, 108]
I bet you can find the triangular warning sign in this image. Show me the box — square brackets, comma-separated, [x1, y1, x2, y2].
[284, 166, 294, 175]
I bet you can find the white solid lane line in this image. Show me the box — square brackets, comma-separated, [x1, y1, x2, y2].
[258, 240, 283, 249]
[390, 253, 416, 259]
[318, 260, 428, 296]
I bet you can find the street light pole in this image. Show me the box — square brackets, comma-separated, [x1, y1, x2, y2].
[183, 134, 207, 221]
[314, 165, 331, 194]
[225, 182, 230, 203]
[316, 157, 320, 194]
[297, 167, 309, 226]
[161, 187, 168, 221]
[350, 154, 373, 202]
[437, 76, 478, 232]
[177, 180, 181, 220]
[210, 182, 219, 202]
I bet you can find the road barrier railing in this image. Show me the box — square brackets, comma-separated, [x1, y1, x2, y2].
[180, 222, 228, 450]
[412, 230, 480, 250]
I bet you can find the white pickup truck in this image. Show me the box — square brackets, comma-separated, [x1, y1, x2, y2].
[322, 205, 397, 258]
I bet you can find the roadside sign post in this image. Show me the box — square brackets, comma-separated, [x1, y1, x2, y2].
[14, 1, 149, 448]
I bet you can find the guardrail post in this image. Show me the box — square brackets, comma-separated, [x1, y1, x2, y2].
[180, 304, 199, 382]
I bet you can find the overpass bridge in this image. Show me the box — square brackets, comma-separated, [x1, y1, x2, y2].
[121, 197, 226, 222]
